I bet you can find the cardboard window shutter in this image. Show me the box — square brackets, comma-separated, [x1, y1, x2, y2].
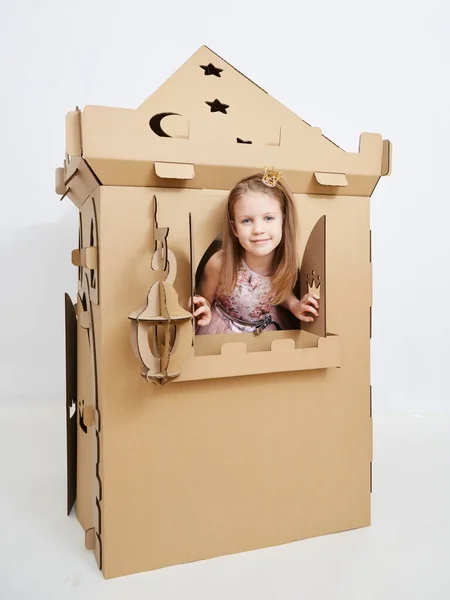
[57, 45, 391, 579]
[299, 216, 327, 338]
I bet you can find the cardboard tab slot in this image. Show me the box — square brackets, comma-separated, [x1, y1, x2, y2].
[381, 139, 392, 176]
[71, 247, 97, 269]
[55, 167, 65, 195]
[85, 527, 96, 550]
[71, 249, 81, 267]
[271, 338, 296, 352]
[81, 247, 97, 270]
[79, 311, 91, 330]
[314, 172, 348, 187]
[83, 404, 95, 428]
[155, 162, 195, 180]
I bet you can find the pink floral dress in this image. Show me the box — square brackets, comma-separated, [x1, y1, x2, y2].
[197, 261, 293, 335]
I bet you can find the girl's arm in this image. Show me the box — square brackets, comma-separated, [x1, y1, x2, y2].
[197, 251, 222, 306]
[193, 251, 223, 327]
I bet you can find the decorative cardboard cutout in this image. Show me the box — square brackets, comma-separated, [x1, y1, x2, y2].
[129, 200, 193, 385]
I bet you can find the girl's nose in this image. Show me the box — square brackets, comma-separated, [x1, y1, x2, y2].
[253, 220, 265, 234]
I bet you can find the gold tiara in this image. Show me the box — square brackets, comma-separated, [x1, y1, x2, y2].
[262, 166, 283, 188]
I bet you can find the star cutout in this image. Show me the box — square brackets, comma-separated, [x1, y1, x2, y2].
[237, 138, 252, 144]
[205, 99, 229, 114]
[200, 63, 223, 77]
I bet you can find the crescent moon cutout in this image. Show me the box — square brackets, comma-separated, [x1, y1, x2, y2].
[149, 112, 181, 138]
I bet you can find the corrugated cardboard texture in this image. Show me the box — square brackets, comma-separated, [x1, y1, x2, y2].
[93, 186, 372, 578]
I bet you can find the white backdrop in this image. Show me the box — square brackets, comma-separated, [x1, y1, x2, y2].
[1, 0, 449, 414]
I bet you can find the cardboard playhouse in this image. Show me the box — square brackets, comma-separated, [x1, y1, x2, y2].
[57, 46, 391, 579]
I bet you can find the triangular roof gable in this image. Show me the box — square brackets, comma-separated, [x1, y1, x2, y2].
[67, 46, 390, 196]
[136, 46, 330, 147]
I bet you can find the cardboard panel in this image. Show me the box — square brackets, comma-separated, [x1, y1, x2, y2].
[92, 186, 373, 578]
[75, 294, 95, 531]
[300, 216, 326, 338]
[175, 334, 341, 382]
[65, 293, 77, 516]
[75, 254, 100, 532]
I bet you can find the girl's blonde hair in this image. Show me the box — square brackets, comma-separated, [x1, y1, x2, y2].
[217, 172, 299, 305]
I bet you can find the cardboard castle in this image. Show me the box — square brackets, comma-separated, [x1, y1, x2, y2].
[57, 46, 391, 579]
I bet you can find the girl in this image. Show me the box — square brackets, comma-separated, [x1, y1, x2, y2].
[193, 170, 319, 335]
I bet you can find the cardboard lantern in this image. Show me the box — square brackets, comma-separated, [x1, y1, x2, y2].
[58, 46, 391, 579]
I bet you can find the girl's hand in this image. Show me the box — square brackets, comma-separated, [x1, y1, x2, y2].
[290, 294, 320, 323]
[192, 295, 212, 327]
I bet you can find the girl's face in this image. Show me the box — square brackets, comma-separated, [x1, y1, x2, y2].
[231, 191, 283, 259]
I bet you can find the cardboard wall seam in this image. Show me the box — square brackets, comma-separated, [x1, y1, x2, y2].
[94, 533, 102, 569]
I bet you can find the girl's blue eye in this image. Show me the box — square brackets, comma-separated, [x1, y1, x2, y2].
[241, 218, 251, 224]
[265, 216, 275, 221]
